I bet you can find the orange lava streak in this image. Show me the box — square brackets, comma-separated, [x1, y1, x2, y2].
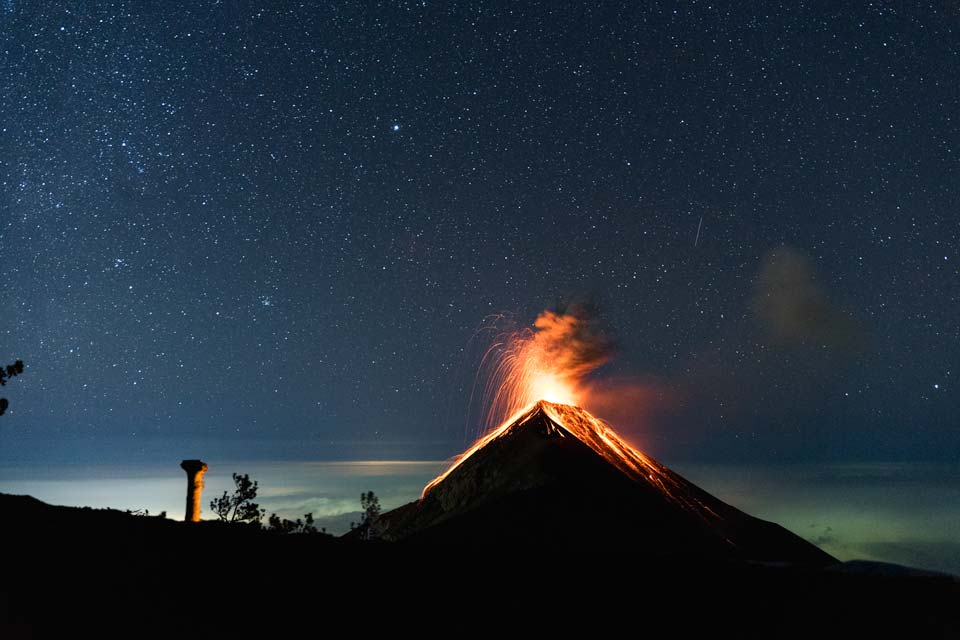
[421, 403, 533, 497]
[540, 402, 714, 515]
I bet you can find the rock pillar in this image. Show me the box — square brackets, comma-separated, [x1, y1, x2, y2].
[180, 459, 208, 522]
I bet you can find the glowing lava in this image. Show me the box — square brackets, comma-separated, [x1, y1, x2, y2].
[470, 308, 612, 433]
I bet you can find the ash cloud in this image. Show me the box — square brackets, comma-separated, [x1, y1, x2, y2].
[750, 246, 866, 354]
[645, 247, 873, 457]
[584, 376, 675, 436]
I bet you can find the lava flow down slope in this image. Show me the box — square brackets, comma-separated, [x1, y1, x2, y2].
[379, 400, 834, 565]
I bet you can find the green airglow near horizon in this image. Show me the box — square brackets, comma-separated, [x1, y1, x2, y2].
[1, 460, 957, 576]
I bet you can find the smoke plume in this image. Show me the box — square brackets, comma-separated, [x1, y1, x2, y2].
[751, 246, 866, 353]
[529, 305, 615, 388]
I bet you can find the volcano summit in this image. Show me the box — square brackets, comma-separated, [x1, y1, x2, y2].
[379, 401, 833, 565]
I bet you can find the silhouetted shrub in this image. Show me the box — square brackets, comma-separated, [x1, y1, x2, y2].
[210, 473, 265, 524]
[351, 491, 382, 540]
[266, 512, 319, 534]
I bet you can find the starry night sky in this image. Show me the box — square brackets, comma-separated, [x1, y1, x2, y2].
[2, 1, 958, 469]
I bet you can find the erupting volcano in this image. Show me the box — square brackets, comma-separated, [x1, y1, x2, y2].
[378, 309, 834, 564]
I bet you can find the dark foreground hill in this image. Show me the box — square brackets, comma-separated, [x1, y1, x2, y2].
[1, 492, 957, 638]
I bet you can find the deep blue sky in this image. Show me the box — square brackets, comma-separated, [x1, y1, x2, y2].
[1, 1, 957, 467]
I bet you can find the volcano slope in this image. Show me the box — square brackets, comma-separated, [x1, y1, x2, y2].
[379, 401, 833, 565]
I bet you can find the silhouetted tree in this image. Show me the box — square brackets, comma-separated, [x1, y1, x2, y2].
[266, 512, 321, 534]
[210, 473, 265, 524]
[355, 490, 381, 540]
[0, 360, 25, 416]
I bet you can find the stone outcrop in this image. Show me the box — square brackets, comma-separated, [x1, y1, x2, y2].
[180, 460, 208, 522]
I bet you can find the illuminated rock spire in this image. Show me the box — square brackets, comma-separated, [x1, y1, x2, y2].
[180, 459, 208, 522]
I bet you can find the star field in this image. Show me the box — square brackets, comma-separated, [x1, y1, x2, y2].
[1, 1, 958, 465]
